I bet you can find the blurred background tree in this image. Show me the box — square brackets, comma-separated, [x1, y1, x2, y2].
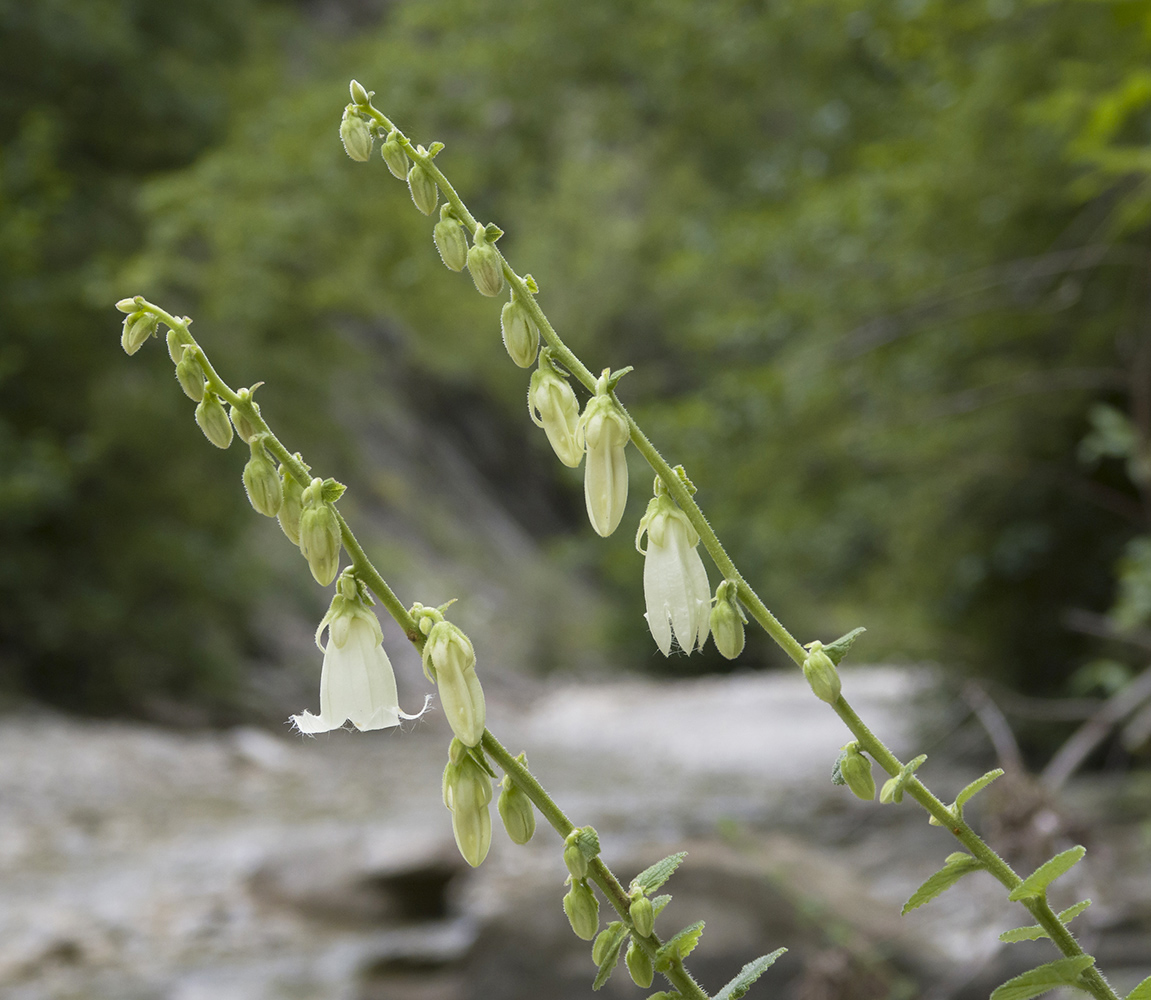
[5, 0, 1151, 725]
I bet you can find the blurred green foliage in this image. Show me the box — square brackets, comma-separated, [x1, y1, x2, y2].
[5, 0, 1151, 714]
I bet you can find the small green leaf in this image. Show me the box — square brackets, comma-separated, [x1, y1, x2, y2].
[1058, 900, 1092, 924]
[607, 366, 634, 391]
[651, 894, 672, 917]
[831, 746, 849, 786]
[954, 769, 1005, 813]
[320, 478, 347, 503]
[427, 141, 445, 157]
[998, 901, 1090, 944]
[592, 929, 626, 990]
[1008, 846, 1087, 901]
[883, 754, 927, 804]
[523, 273, 539, 294]
[714, 949, 788, 1000]
[824, 627, 867, 665]
[655, 921, 704, 972]
[484, 222, 504, 242]
[902, 854, 984, 914]
[634, 853, 687, 893]
[1127, 974, 1151, 1000]
[989, 955, 1095, 1000]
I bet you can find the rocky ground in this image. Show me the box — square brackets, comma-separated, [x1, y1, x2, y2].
[2, 666, 1149, 1000]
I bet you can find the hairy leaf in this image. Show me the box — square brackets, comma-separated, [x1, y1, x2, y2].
[955, 769, 1005, 812]
[824, 627, 867, 665]
[592, 929, 626, 991]
[989, 955, 1095, 1000]
[655, 921, 705, 971]
[999, 899, 1092, 943]
[634, 853, 687, 893]
[320, 478, 347, 503]
[714, 949, 789, 1000]
[903, 854, 984, 914]
[652, 894, 672, 917]
[1008, 846, 1086, 901]
[1127, 974, 1151, 1000]
[831, 746, 849, 785]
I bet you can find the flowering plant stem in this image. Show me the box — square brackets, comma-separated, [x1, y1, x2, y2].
[350, 93, 1122, 1000]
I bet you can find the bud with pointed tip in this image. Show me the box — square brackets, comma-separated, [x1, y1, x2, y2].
[407, 161, 439, 215]
[115, 297, 141, 314]
[381, 130, 409, 179]
[577, 373, 630, 537]
[710, 580, 746, 660]
[466, 224, 503, 297]
[443, 751, 493, 867]
[175, 346, 205, 401]
[626, 940, 654, 987]
[501, 294, 539, 368]
[277, 466, 304, 545]
[803, 641, 842, 704]
[229, 389, 260, 444]
[564, 835, 588, 880]
[497, 770, 536, 845]
[340, 110, 373, 162]
[840, 744, 876, 801]
[299, 478, 342, 586]
[194, 391, 233, 449]
[433, 207, 468, 271]
[629, 892, 654, 938]
[422, 616, 486, 747]
[563, 878, 600, 940]
[593, 922, 624, 965]
[243, 438, 283, 517]
[121, 310, 158, 355]
[349, 79, 371, 105]
[529, 352, 583, 468]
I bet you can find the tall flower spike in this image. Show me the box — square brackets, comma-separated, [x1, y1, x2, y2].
[577, 371, 630, 537]
[291, 571, 428, 734]
[417, 606, 486, 747]
[528, 350, 583, 468]
[635, 482, 710, 655]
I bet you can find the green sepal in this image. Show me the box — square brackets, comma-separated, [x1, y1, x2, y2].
[651, 894, 672, 917]
[823, 627, 866, 665]
[484, 222, 504, 242]
[1008, 846, 1086, 902]
[654, 921, 704, 972]
[831, 746, 850, 785]
[633, 853, 686, 894]
[713, 949, 788, 1000]
[999, 900, 1092, 943]
[1128, 974, 1151, 1000]
[881, 754, 927, 804]
[989, 954, 1095, 1000]
[902, 852, 984, 914]
[591, 927, 627, 990]
[606, 366, 634, 391]
[320, 478, 347, 504]
[427, 141, 445, 157]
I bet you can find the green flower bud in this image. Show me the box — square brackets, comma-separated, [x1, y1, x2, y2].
[501, 295, 539, 368]
[879, 775, 900, 805]
[563, 826, 599, 879]
[115, 297, 141, 314]
[710, 581, 746, 660]
[593, 922, 624, 965]
[803, 642, 841, 704]
[564, 838, 588, 880]
[349, 79, 371, 105]
[243, 439, 283, 517]
[195, 391, 233, 449]
[166, 328, 184, 363]
[563, 879, 600, 941]
[529, 353, 583, 468]
[840, 744, 876, 801]
[466, 225, 504, 297]
[277, 465, 304, 545]
[381, 130, 409, 180]
[443, 754, 492, 868]
[422, 620, 486, 747]
[339, 111, 373, 162]
[299, 479, 342, 586]
[175, 346, 205, 402]
[625, 939, 654, 988]
[433, 208, 468, 272]
[497, 772, 536, 845]
[229, 389, 260, 444]
[407, 162, 439, 215]
[629, 892, 654, 938]
[577, 379, 630, 537]
[121, 310, 157, 356]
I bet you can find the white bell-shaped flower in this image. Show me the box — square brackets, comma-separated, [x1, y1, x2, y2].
[636, 491, 710, 656]
[578, 372, 630, 537]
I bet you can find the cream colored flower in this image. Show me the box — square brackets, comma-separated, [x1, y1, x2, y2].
[636, 493, 710, 656]
[578, 373, 630, 537]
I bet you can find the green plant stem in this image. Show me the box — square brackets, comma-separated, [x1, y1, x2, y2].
[346, 100, 1122, 1000]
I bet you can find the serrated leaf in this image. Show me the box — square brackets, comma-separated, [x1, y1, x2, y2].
[655, 921, 704, 971]
[320, 478, 347, 503]
[998, 902, 1091, 944]
[824, 627, 867, 665]
[1008, 846, 1086, 901]
[955, 769, 1005, 813]
[902, 854, 984, 914]
[989, 955, 1095, 1000]
[1127, 974, 1151, 1000]
[592, 929, 626, 990]
[1058, 900, 1092, 924]
[714, 949, 788, 1000]
[831, 747, 849, 786]
[634, 853, 687, 893]
[651, 894, 672, 917]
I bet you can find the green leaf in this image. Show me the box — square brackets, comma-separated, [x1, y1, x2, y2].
[1008, 846, 1087, 901]
[426, 140, 445, 157]
[1058, 900, 1092, 925]
[634, 853, 687, 893]
[902, 854, 985, 914]
[651, 894, 672, 917]
[1127, 974, 1151, 1000]
[655, 921, 704, 972]
[320, 478, 347, 503]
[999, 900, 1091, 944]
[883, 754, 927, 804]
[607, 366, 634, 391]
[714, 949, 788, 1000]
[824, 627, 867, 665]
[954, 769, 1005, 813]
[483, 222, 504, 242]
[592, 929, 626, 991]
[989, 955, 1095, 1000]
[831, 746, 849, 786]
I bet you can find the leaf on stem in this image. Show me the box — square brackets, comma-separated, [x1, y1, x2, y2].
[823, 627, 867, 665]
[634, 853, 687, 893]
[651, 894, 672, 917]
[714, 949, 789, 1000]
[321, 478, 347, 503]
[1127, 974, 1151, 1000]
[999, 900, 1092, 943]
[1008, 846, 1087, 902]
[654, 921, 704, 972]
[955, 769, 1005, 813]
[592, 928, 626, 991]
[989, 954, 1095, 1000]
[902, 853, 985, 914]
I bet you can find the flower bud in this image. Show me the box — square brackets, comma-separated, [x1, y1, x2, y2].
[422, 620, 485, 747]
[444, 754, 492, 868]
[349, 79, 371, 105]
[501, 295, 539, 368]
[229, 390, 260, 444]
[563, 827, 599, 879]
[175, 346, 205, 401]
[529, 355, 583, 468]
[115, 297, 141, 314]
[629, 892, 654, 938]
[407, 162, 439, 215]
[380, 130, 409, 179]
[564, 838, 588, 880]
[710, 581, 746, 660]
[277, 466, 304, 545]
[840, 745, 876, 801]
[498, 773, 536, 845]
[194, 391, 233, 449]
[879, 776, 900, 805]
[243, 440, 283, 517]
[433, 208, 468, 272]
[299, 479, 342, 586]
[578, 382, 630, 537]
[803, 642, 841, 704]
[339, 111, 373, 162]
[121, 310, 157, 355]
[466, 225, 504, 297]
[593, 922, 624, 965]
[166, 328, 184, 363]
[626, 940, 654, 988]
[563, 879, 600, 941]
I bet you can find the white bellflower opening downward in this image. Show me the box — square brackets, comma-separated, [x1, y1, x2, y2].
[636, 492, 710, 656]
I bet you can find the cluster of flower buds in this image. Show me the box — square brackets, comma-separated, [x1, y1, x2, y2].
[299, 477, 343, 586]
[577, 371, 631, 537]
[414, 603, 486, 747]
[529, 349, 583, 468]
[802, 640, 842, 704]
[443, 738, 493, 867]
[710, 579, 747, 660]
[636, 477, 711, 655]
[497, 759, 536, 845]
[116, 298, 160, 356]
